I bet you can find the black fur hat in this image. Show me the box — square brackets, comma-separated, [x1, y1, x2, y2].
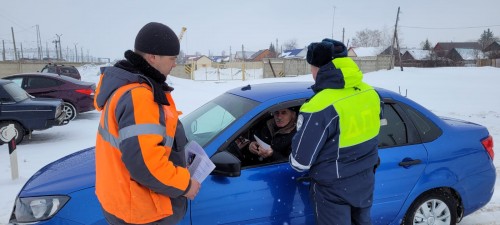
[134, 22, 180, 56]
[306, 38, 347, 67]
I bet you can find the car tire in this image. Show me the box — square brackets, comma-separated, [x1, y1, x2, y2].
[402, 189, 457, 225]
[0, 121, 25, 145]
[62, 102, 77, 121]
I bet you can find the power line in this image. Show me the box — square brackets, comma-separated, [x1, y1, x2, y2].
[400, 24, 500, 30]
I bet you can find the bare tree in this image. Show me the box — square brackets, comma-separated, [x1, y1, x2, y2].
[352, 29, 391, 47]
[283, 39, 298, 50]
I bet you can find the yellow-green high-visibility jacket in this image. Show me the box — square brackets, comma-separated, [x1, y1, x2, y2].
[290, 57, 381, 184]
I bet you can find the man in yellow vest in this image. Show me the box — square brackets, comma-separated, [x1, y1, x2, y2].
[290, 38, 381, 225]
[94, 22, 200, 224]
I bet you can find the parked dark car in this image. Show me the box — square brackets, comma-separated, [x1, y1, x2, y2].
[0, 79, 67, 144]
[3, 73, 95, 120]
[40, 63, 81, 80]
[9, 82, 495, 224]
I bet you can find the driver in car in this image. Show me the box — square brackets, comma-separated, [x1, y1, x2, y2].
[230, 107, 297, 166]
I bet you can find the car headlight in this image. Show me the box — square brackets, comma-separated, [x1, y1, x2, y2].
[55, 105, 62, 117]
[10, 196, 70, 223]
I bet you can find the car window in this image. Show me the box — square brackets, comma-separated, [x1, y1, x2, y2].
[402, 104, 442, 142]
[181, 93, 258, 146]
[2, 83, 29, 102]
[46, 67, 56, 73]
[378, 104, 408, 148]
[26, 77, 61, 89]
[8, 77, 23, 87]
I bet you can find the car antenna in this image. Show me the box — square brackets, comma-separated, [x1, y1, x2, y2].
[241, 84, 251, 91]
[398, 86, 408, 97]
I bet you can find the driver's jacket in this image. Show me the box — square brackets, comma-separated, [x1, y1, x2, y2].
[94, 66, 191, 224]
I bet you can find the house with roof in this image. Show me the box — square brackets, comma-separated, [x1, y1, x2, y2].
[279, 48, 306, 59]
[186, 55, 212, 69]
[347, 47, 385, 58]
[233, 51, 256, 61]
[250, 49, 274, 61]
[433, 42, 482, 57]
[484, 42, 500, 59]
[210, 56, 230, 63]
[401, 49, 431, 61]
[446, 48, 486, 66]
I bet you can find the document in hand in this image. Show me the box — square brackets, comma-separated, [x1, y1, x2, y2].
[185, 140, 216, 183]
[253, 134, 271, 152]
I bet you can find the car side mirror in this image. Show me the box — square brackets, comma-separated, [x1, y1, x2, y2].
[210, 151, 241, 177]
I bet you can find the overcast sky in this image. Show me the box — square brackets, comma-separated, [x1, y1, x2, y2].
[1, 0, 499, 60]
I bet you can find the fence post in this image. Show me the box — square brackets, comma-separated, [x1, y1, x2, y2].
[1, 124, 18, 180]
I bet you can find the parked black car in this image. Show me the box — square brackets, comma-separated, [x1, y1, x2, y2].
[0, 79, 67, 144]
[3, 73, 95, 120]
[40, 63, 81, 80]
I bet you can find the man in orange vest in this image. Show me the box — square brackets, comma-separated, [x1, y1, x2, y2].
[94, 22, 200, 224]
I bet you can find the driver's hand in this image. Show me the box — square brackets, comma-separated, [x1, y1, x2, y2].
[249, 141, 259, 155]
[258, 147, 273, 158]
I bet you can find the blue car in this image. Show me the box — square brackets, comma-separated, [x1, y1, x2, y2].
[9, 82, 495, 224]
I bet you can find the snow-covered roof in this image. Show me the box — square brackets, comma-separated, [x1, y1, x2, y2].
[350, 47, 384, 57]
[234, 51, 255, 60]
[455, 48, 486, 60]
[405, 49, 431, 60]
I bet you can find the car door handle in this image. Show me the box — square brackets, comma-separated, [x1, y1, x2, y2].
[398, 159, 422, 168]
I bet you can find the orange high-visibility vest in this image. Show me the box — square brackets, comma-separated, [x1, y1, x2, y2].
[95, 82, 190, 224]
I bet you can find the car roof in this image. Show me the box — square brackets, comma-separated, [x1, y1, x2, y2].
[227, 82, 314, 102]
[5, 72, 92, 85]
[227, 82, 393, 102]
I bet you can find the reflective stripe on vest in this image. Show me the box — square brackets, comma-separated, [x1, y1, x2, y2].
[98, 124, 174, 149]
[98, 83, 175, 149]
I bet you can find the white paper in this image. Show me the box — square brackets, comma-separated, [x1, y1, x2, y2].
[253, 134, 271, 152]
[185, 140, 216, 183]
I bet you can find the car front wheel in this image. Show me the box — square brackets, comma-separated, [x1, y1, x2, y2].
[62, 102, 77, 121]
[402, 190, 457, 225]
[0, 121, 25, 144]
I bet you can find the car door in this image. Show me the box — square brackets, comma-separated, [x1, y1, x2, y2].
[371, 101, 428, 224]
[23, 76, 62, 98]
[189, 163, 313, 225]
[187, 101, 314, 224]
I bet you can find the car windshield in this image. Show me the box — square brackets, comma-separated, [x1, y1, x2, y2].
[181, 93, 258, 147]
[3, 82, 29, 102]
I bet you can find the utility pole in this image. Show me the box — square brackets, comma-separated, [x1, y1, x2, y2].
[36, 25, 43, 60]
[331, 6, 336, 39]
[20, 43, 24, 59]
[2, 40, 5, 61]
[11, 27, 18, 61]
[389, 7, 403, 71]
[74, 43, 78, 62]
[241, 44, 246, 81]
[45, 42, 49, 59]
[53, 39, 59, 60]
[342, 28, 345, 43]
[55, 34, 62, 61]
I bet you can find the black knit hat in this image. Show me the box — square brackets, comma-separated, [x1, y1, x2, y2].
[134, 22, 180, 56]
[306, 38, 347, 67]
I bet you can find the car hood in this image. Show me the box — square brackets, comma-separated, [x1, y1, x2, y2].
[19, 147, 96, 197]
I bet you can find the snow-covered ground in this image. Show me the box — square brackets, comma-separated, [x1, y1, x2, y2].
[0, 65, 499, 224]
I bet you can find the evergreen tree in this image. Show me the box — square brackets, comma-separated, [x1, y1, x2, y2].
[421, 39, 432, 50]
[478, 28, 499, 49]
